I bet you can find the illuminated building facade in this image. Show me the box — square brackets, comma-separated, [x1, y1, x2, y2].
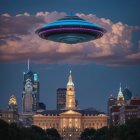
[66, 71, 76, 110]
[33, 110, 107, 140]
[57, 87, 79, 110]
[0, 110, 17, 124]
[33, 71, 108, 140]
[0, 95, 18, 124]
[8, 95, 18, 112]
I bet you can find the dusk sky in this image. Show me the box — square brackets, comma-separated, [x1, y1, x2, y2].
[0, 0, 140, 113]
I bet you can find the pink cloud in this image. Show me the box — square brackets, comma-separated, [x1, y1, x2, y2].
[0, 12, 140, 65]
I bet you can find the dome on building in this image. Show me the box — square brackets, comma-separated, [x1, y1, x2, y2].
[36, 15, 106, 44]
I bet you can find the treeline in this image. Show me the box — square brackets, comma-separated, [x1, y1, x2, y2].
[1, 119, 140, 140]
[80, 118, 140, 140]
[0, 119, 61, 140]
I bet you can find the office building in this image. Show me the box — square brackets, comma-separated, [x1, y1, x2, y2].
[22, 60, 39, 114]
[57, 88, 66, 110]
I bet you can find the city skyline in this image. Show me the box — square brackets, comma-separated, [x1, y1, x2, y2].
[0, 61, 139, 112]
[0, 0, 140, 112]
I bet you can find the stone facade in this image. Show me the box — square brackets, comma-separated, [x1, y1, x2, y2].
[33, 110, 108, 140]
[0, 110, 18, 124]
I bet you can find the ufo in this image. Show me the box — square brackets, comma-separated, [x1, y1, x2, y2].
[36, 16, 106, 44]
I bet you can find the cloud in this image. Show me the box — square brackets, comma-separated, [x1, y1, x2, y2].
[0, 12, 140, 66]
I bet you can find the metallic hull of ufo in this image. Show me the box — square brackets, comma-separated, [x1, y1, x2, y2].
[36, 16, 106, 44]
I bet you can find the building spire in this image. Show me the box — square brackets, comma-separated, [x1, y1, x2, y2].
[67, 70, 74, 86]
[69, 70, 72, 82]
[119, 82, 122, 92]
[117, 83, 124, 101]
[28, 59, 30, 70]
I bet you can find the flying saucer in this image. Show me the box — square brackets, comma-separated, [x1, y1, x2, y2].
[36, 16, 106, 44]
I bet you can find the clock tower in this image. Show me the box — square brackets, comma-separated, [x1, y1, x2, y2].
[66, 71, 76, 110]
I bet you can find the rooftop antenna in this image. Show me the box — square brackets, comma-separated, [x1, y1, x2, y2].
[28, 59, 30, 70]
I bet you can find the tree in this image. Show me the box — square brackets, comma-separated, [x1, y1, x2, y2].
[94, 127, 110, 140]
[32, 125, 46, 136]
[46, 128, 61, 140]
[0, 119, 49, 140]
[0, 119, 9, 140]
[80, 128, 96, 140]
[9, 123, 20, 140]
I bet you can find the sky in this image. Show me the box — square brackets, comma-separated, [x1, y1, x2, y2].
[0, 0, 140, 113]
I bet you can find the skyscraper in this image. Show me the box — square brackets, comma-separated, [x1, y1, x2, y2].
[22, 60, 39, 114]
[56, 88, 66, 110]
[107, 94, 116, 115]
[66, 70, 76, 110]
[123, 86, 132, 101]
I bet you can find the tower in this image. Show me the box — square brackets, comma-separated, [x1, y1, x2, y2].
[22, 60, 39, 114]
[8, 95, 18, 112]
[66, 70, 76, 110]
[117, 83, 125, 106]
[57, 88, 66, 110]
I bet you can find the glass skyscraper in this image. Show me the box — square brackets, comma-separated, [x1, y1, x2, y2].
[22, 60, 39, 114]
